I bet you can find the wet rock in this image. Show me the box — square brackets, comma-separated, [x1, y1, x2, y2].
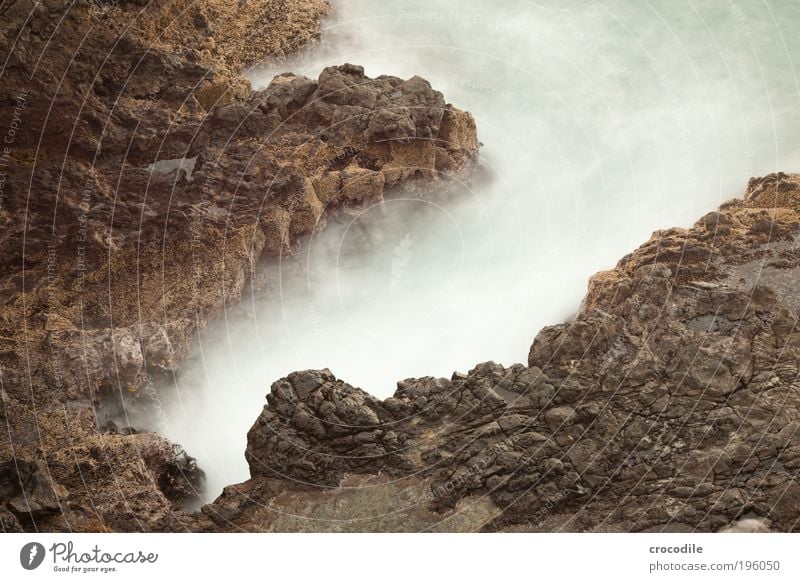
[205, 173, 800, 532]
[246, 370, 406, 486]
[0, 0, 478, 533]
[6, 0, 800, 536]
[2, 460, 67, 517]
[158, 445, 207, 511]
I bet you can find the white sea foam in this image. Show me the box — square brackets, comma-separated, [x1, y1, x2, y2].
[144, 0, 800, 501]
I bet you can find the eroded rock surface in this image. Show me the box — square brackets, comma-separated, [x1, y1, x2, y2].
[4, 0, 798, 535]
[201, 174, 800, 532]
[0, 1, 478, 531]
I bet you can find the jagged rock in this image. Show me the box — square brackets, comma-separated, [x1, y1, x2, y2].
[202, 173, 800, 532]
[158, 445, 207, 510]
[246, 369, 409, 486]
[0, 0, 478, 532]
[1, 460, 68, 517]
[5, 0, 800, 535]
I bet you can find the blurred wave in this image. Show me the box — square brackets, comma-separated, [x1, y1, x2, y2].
[145, 0, 800, 501]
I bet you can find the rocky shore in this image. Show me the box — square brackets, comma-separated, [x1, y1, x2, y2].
[196, 173, 800, 532]
[0, 0, 477, 531]
[2, 1, 798, 533]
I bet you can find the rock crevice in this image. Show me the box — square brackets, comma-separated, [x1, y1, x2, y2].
[202, 174, 800, 533]
[0, 0, 478, 531]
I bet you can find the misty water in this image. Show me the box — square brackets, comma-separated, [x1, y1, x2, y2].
[144, 0, 800, 501]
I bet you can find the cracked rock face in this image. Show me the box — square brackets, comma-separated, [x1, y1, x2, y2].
[0, 0, 478, 532]
[199, 174, 800, 533]
[4, 0, 798, 535]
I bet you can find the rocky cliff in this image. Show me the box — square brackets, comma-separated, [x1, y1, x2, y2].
[2, 0, 798, 534]
[0, 0, 478, 531]
[198, 173, 800, 532]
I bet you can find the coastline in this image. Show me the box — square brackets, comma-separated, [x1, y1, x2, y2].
[1, 0, 799, 534]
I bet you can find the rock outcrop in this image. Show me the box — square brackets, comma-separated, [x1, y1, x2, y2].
[0, 0, 478, 531]
[199, 173, 800, 532]
[4, 0, 798, 534]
